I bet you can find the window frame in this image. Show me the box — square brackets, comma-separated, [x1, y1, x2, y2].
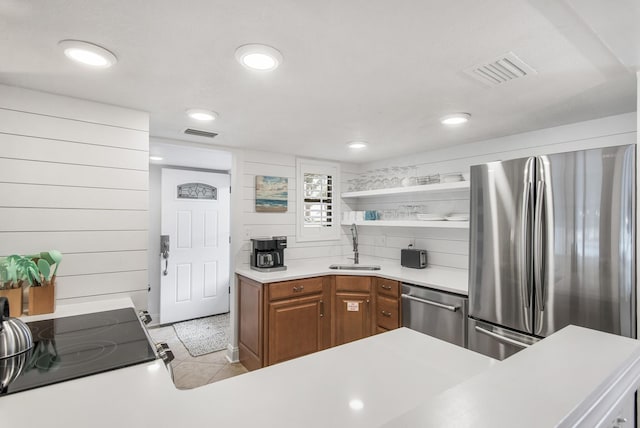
[296, 158, 341, 242]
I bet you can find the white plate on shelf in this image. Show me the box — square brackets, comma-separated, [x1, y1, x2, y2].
[445, 213, 469, 221]
[442, 174, 463, 183]
[416, 214, 446, 221]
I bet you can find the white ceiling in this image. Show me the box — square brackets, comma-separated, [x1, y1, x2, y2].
[0, 0, 637, 163]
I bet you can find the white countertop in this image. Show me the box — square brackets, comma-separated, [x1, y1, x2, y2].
[18, 297, 136, 322]
[4, 299, 640, 427]
[235, 256, 469, 295]
[384, 325, 640, 427]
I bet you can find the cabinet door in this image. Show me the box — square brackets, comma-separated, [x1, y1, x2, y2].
[267, 294, 325, 366]
[334, 292, 372, 345]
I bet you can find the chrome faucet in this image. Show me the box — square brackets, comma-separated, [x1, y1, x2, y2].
[350, 223, 359, 264]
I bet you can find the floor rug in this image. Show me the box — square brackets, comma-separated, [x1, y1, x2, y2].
[172, 312, 230, 357]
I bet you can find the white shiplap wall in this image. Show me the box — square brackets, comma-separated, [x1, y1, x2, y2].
[0, 85, 150, 308]
[352, 112, 637, 272]
[238, 150, 357, 265]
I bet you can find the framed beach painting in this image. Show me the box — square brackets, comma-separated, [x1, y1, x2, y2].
[255, 175, 288, 212]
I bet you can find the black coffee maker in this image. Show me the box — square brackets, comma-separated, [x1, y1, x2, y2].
[250, 236, 287, 272]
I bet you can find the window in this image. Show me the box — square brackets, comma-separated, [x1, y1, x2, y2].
[296, 158, 341, 241]
[177, 183, 217, 200]
[303, 173, 332, 227]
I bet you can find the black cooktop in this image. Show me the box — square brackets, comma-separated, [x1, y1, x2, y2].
[1, 307, 157, 396]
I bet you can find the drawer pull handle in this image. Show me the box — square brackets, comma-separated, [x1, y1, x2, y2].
[381, 284, 392, 290]
[292, 285, 305, 292]
[381, 310, 392, 317]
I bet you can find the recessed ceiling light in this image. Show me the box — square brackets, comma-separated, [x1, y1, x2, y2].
[149, 156, 163, 161]
[58, 40, 117, 68]
[186, 109, 218, 121]
[440, 113, 471, 126]
[349, 399, 364, 411]
[347, 141, 368, 150]
[235, 44, 283, 71]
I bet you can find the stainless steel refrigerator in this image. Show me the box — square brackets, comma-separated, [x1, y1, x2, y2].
[468, 144, 636, 360]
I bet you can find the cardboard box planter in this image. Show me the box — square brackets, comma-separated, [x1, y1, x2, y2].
[28, 279, 56, 316]
[0, 286, 23, 317]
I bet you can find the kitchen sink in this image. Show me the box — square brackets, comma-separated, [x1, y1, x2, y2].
[328, 264, 381, 271]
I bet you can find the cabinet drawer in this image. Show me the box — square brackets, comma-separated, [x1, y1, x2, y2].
[335, 275, 371, 292]
[376, 278, 399, 298]
[377, 295, 400, 330]
[269, 277, 324, 301]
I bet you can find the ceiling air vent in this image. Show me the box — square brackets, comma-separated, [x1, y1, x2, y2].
[464, 52, 537, 86]
[184, 128, 218, 138]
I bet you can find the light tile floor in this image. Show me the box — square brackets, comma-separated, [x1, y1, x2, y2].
[148, 324, 248, 390]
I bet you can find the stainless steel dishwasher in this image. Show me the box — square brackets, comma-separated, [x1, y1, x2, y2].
[401, 283, 468, 347]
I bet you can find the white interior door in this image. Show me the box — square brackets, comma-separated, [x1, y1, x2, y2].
[160, 168, 230, 324]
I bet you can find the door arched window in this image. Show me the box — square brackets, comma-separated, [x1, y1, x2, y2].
[177, 183, 217, 200]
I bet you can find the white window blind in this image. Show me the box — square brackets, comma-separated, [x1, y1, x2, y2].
[296, 159, 340, 242]
[303, 173, 333, 228]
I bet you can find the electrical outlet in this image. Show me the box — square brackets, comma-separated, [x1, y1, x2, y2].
[408, 238, 416, 248]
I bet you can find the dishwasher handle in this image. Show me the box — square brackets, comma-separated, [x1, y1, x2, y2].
[401, 293, 459, 312]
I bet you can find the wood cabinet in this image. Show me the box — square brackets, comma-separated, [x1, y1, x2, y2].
[267, 277, 329, 365]
[267, 295, 325, 365]
[238, 275, 330, 370]
[238, 274, 401, 371]
[333, 276, 374, 346]
[238, 275, 264, 371]
[375, 278, 401, 331]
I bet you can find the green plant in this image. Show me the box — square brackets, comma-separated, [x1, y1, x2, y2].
[0, 260, 8, 289]
[0, 251, 63, 289]
[25, 250, 62, 286]
[0, 256, 19, 289]
[37, 250, 62, 278]
[0, 255, 38, 289]
[20, 258, 41, 286]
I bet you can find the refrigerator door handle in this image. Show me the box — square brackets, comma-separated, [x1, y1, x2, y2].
[520, 171, 533, 309]
[533, 179, 546, 311]
[474, 325, 532, 349]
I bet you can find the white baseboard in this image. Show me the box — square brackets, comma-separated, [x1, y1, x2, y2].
[226, 344, 239, 363]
